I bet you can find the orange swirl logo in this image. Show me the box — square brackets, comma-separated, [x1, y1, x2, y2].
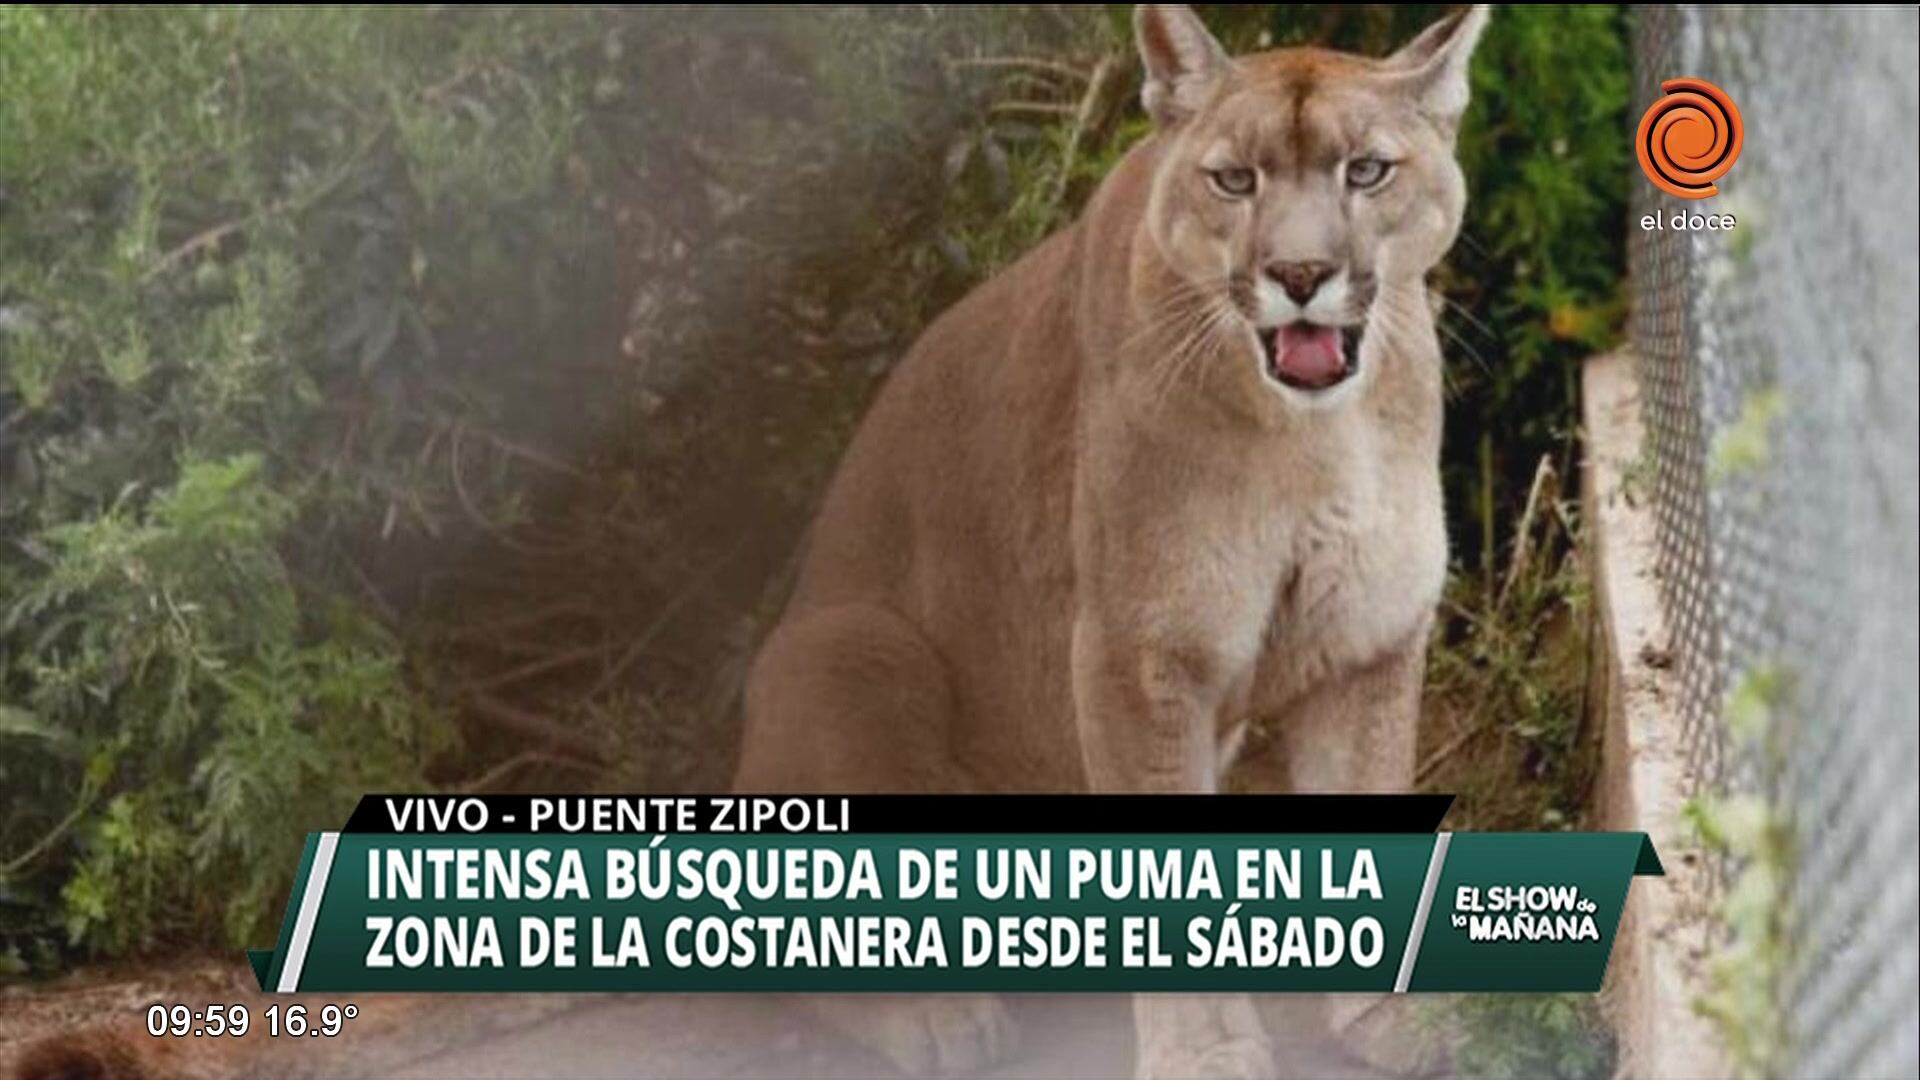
[1636, 78, 1744, 199]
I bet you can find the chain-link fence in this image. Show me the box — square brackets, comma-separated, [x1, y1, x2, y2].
[1629, 7, 1919, 1078]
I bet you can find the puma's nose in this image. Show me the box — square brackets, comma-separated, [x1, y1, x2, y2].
[1266, 260, 1337, 306]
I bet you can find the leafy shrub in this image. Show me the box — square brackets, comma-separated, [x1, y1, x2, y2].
[1429, 993, 1616, 1080]
[0, 3, 1077, 969]
[0, 5, 598, 963]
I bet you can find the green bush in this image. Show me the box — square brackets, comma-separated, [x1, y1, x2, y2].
[0, 5, 599, 963]
[0, 3, 1075, 970]
[1430, 993, 1616, 1080]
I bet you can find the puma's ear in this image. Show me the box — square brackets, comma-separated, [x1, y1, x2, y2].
[1382, 5, 1490, 131]
[1134, 4, 1232, 126]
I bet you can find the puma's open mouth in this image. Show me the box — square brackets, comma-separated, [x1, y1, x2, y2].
[1258, 322, 1361, 392]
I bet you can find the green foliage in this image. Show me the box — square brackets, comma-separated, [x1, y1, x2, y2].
[0, 5, 611, 963]
[1423, 993, 1615, 1080]
[1685, 663, 1797, 1078]
[0, 1, 1086, 970]
[4, 453, 446, 954]
[1710, 386, 1787, 481]
[1443, 5, 1632, 579]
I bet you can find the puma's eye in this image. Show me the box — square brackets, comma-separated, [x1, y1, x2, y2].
[1345, 157, 1393, 189]
[1206, 166, 1258, 198]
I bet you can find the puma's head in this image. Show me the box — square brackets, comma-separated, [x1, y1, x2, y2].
[1132, 4, 1487, 403]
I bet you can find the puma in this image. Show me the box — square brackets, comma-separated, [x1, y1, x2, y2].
[734, 5, 1488, 1078]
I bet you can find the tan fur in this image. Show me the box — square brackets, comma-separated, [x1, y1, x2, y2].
[735, 6, 1488, 1077]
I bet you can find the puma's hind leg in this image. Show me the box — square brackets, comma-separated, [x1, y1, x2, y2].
[735, 603, 1016, 1077]
[736, 602, 969, 794]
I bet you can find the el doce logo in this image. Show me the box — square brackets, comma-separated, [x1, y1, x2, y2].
[1636, 77, 1744, 199]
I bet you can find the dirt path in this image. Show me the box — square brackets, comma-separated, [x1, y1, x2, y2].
[3, 958, 1388, 1079]
[0, 962, 1123, 1079]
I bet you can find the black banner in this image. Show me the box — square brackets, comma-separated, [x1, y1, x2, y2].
[341, 793, 1454, 835]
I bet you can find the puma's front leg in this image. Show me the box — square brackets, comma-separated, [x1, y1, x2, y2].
[1070, 616, 1233, 793]
[1250, 628, 1437, 1079]
[1233, 624, 1429, 796]
[1072, 616, 1276, 1080]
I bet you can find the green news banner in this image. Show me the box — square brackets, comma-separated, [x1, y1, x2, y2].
[248, 795, 1661, 994]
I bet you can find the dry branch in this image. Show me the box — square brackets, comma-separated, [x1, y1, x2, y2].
[463, 692, 602, 760]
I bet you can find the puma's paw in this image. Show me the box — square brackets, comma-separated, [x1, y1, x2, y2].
[1135, 1031, 1278, 1080]
[861, 994, 1019, 1078]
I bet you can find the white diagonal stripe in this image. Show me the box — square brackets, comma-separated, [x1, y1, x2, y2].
[277, 832, 340, 993]
[1394, 831, 1451, 993]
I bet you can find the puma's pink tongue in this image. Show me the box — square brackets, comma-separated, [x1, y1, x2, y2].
[1272, 323, 1346, 387]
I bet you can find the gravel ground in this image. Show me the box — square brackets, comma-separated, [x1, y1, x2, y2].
[3, 957, 1396, 1079]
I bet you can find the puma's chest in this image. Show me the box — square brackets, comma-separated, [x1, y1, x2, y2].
[1258, 467, 1447, 696]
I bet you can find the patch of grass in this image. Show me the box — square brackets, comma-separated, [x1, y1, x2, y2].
[1414, 457, 1614, 1077]
[1420, 461, 1597, 833]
